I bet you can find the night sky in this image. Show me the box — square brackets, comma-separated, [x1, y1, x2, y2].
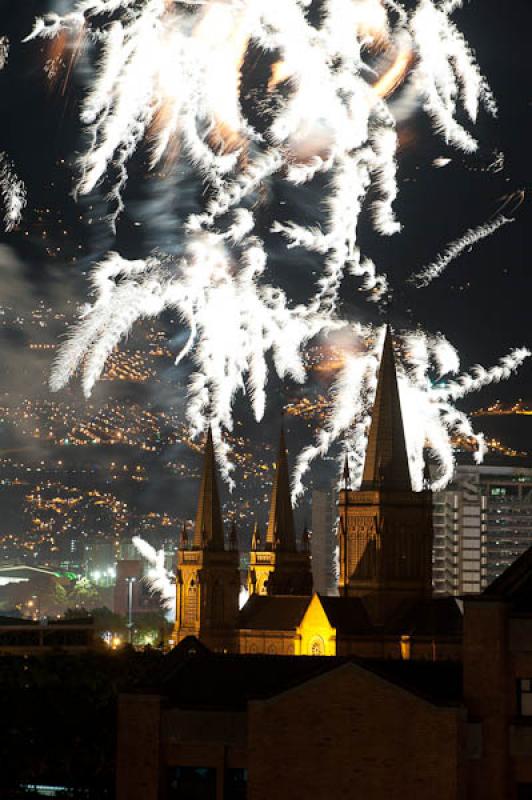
[0, 0, 530, 523]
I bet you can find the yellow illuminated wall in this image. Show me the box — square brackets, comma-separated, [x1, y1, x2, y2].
[297, 595, 337, 656]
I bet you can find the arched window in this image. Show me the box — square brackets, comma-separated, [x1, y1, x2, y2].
[185, 580, 197, 625]
[309, 636, 325, 656]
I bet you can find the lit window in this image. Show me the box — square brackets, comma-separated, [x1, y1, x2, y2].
[310, 636, 325, 656]
[491, 487, 506, 497]
[517, 679, 532, 716]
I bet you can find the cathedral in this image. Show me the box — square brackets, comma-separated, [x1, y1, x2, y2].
[173, 327, 462, 660]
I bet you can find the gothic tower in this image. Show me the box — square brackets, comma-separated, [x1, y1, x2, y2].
[174, 428, 240, 651]
[248, 427, 313, 596]
[338, 327, 433, 623]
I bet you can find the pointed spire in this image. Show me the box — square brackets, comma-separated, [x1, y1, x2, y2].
[361, 326, 412, 492]
[180, 521, 188, 549]
[343, 453, 351, 490]
[251, 520, 260, 551]
[193, 427, 225, 549]
[265, 425, 296, 550]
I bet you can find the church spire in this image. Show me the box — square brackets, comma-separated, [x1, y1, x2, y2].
[180, 521, 188, 549]
[193, 427, 225, 549]
[361, 326, 412, 492]
[251, 520, 260, 551]
[265, 425, 296, 550]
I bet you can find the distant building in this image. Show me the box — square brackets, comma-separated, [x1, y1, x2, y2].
[0, 564, 67, 618]
[310, 485, 337, 595]
[433, 465, 532, 595]
[433, 467, 484, 594]
[0, 615, 95, 654]
[114, 560, 144, 616]
[85, 541, 116, 580]
[119, 540, 139, 561]
[113, 559, 161, 616]
[62, 534, 85, 572]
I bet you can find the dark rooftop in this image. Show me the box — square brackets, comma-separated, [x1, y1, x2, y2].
[483, 543, 532, 611]
[238, 594, 310, 631]
[384, 597, 463, 638]
[0, 615, 94, 628]
[152, 637, 463, 712]
[319, 595, 374, 635]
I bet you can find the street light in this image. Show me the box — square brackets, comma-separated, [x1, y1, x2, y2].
[126, 577, 136, 645]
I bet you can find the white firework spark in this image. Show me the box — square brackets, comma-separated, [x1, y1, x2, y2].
[410, 0, 496, 153]
[410, 214, 512, 287]
[24, 0, 525, 496]
[132, 535, 176, 614]
[24, 0, 495, 229]
[50, 240, 336, 485]
[293, 328, 530, 499]
[0, 154, 26, 232]
[0, 36, 26, 232]
[0, 36, 9, 70]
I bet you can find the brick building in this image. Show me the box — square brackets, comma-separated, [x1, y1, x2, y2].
[118, 547, 532, 800]
[117, 637, 464, 800]
[463, 547, 532, 799]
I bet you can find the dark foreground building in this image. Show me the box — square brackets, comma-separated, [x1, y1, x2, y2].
[117, 550, 532, 800]
[117, 637, 463, 800]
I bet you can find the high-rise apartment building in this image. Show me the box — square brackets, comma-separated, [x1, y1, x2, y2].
[433, 465, 532, 595]
[310, 485, 338, 596]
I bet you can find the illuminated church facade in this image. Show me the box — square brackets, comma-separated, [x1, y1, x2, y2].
[173, 327, 462, 660]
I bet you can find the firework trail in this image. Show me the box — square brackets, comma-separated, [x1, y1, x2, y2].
[0, 154, 26, 233]
[0, 37, 26, 232]
[132, 535, 176, 614]
[0, 36, 9, 70]
[409, 213, 512, 288]
[22, 0, 526, 494]
[292, 329, 530, 499]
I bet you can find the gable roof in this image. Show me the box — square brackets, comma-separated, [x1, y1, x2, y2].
[237, 594, 463, 639]
[238, 595, 311, 631]
[155, 638, 462, 711]
[318, 596, 375, 635]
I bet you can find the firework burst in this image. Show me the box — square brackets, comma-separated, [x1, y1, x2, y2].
[19, 0, 528, 493]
